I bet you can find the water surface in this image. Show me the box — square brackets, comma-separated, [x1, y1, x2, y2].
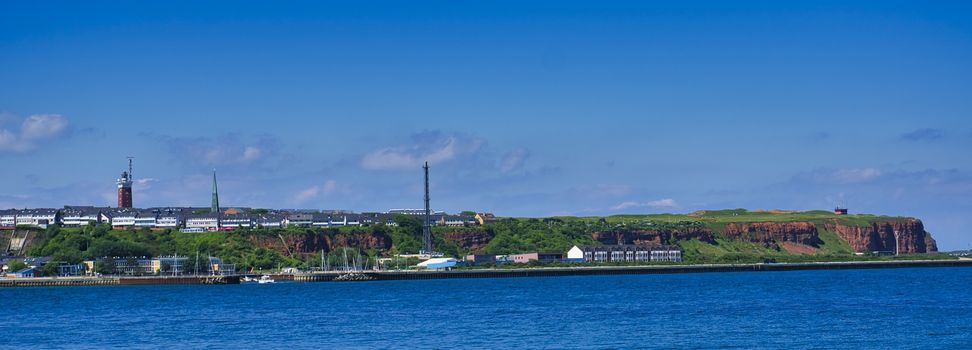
[2, 267, 970, 349]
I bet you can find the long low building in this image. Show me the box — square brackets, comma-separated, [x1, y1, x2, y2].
[567, 245, 683, 263]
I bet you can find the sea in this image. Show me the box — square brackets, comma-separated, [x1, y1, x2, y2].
[2, 267, 971, 349]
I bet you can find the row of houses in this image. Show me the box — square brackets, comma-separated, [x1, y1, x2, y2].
[461, 245, 684, 265]
[1, 207, 486, 231]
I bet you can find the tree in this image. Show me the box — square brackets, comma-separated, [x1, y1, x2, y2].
[40, 262, 60, 277]
[94, 260, 115, 275]
[6, 260, 28, 272]
[460, 211, 476, 216]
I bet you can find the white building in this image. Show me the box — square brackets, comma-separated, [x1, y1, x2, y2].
[14, 209, 60, 229]
[186, 214, 220, 230]
[0, 210, 18, 227]
[61, 207, 104, 227]
[568, 245, 683, 263]
[156, 213, 184, 228]
[134, 211, 158, 228]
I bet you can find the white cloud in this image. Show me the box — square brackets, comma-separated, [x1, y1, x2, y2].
[610, 198, 678, 210]
[0, 114, 71, 154]
[293, 180, 340, 204]
[242, 146, 262, 161]
[361, 131, 485, 170]
[294, 185, 321, 203]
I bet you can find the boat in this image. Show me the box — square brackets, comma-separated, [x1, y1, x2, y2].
[257, 275, 275, 284]
[241, 276, 256, 282]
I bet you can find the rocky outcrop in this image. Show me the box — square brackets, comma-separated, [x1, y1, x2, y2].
[443, 230, 494, 253]
[592, 228, 715, 245]
[825, 219, 936, 254]
[723, 222, 821, 249]
[250, 231, 392, 256]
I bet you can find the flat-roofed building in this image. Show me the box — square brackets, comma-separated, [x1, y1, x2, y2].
[567, 245, 682, 263]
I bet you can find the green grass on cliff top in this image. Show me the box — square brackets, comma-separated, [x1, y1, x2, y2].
[554, 209, 912, 229]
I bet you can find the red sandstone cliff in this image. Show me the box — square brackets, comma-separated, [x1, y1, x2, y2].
[723, 222, 821, 249]
[250, 231, 392, 256]
[443, 230, 494, 253]
[824, 219, 936, 254]
[592, 228, 715, 245]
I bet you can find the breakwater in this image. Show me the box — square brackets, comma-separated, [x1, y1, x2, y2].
[0, 275, 239, 288]
[295, 259, 972, 282]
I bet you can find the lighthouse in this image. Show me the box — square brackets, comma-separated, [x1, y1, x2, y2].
[117, 158, 134, 208]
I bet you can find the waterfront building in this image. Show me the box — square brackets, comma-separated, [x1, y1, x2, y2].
[465, 254, 496, 265]
[509, 252, 563, 264]
[8, 267, 36, 278]
[567, 245, 683, 263]
[416, 257, 458, 270]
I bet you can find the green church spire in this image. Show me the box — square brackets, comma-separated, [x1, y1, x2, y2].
[211, 169, 220, 214]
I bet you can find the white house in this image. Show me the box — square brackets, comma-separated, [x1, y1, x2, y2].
[567, 246, 585, 260]
[156, 212, 184, 228]
[134, 211, 158, 228]
[14, 209, 60, 229]
[221, 214, 252, 228]
[104, 209, 138, 228]
[253, 215, 284, 228]
[186, 214, 220, 230]
[61, 207, 103, 227]
[0, 210, 18, 227]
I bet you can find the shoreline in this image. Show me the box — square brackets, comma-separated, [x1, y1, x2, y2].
[3, 260, 970, 287]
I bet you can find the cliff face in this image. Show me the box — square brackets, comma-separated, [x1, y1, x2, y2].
[723, 222, 821, 249]
[592, 228, 715, 245]
[250, 231, 392, 256]
[825, 219, 936, 253]
[443, 230, 494, 253]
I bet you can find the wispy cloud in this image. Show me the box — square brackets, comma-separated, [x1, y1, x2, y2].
[292, 180, 339, 204]
[901, 128, 945, 142]
[361, 131, 485, 171]
[0, 114, 71, 154]
[789, 167, 883, 185]
[610, 198, 678, 210]
[155, 133, 281, 169]
[498, 148, 530, 173]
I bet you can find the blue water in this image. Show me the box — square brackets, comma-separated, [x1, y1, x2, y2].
[2, 267, 971, 349]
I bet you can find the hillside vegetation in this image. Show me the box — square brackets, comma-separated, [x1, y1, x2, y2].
[12, 209, 951, 272]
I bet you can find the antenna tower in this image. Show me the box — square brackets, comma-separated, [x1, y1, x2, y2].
[422, 161, 433, 255]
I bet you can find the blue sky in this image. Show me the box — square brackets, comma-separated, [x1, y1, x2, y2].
[1, 1, 970, 249]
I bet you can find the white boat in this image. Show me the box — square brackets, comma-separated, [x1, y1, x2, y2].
[241, 276, 255, 282]
[257, 275, 275, 284]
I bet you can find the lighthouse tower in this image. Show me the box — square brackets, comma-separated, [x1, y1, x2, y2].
[117, 158, 134, 208]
